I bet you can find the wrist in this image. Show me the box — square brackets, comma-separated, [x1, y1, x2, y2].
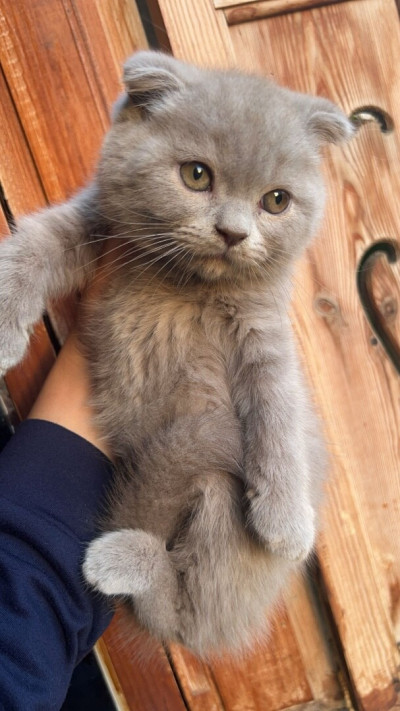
[28, 333, 111, 459]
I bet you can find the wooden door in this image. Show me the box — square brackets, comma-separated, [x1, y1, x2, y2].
[147, 1, 400, 710]
[1, 1, 400, 710]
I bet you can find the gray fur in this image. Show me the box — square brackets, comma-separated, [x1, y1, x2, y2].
[0, 51, 353, 656]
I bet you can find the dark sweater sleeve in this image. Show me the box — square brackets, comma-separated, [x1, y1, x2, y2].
[0, 419, 114, 711]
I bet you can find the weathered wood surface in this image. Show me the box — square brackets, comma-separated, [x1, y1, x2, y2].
[214, 0, 336, 6]
[0, 55, 55, 417]
[155, 0, 400, 709]
[100, 609, 188, 711]
[169, 575, 346, 710]
[228, 1, 400, 709]
[0, 2, 170, 709]
[218, 0, 350, 25]
[3, 0, 400, 709]
[147, 0, 236, 68]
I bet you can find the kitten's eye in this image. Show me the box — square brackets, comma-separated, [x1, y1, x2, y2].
[260, 189, 290, 214]
[180, 162, 212, 192]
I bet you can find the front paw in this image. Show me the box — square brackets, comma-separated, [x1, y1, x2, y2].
[0, 243, 44, 374]
[0, 322, 31, 376]
[246, 490, 315, 562]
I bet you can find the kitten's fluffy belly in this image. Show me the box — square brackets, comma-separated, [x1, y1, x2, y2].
[83, 274, 296, 654]
[88, 275, 239, 445]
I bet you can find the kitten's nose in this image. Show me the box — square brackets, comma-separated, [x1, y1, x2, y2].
[215, 204, 251, 248]
[215, 226, 248, 248]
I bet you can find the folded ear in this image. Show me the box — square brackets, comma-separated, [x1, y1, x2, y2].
[122, 51, 187, 111]
[306, 96, 354, 144]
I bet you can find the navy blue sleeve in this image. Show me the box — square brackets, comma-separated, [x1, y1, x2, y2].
[0, 419, 114, 711]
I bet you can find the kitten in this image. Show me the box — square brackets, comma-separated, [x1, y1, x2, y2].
[0, 51, 353, 657]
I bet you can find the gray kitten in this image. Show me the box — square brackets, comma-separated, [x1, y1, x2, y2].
[0, 52, 353, 657]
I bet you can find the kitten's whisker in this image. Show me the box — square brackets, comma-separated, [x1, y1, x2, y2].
[91, 206, 171, 227]
[94, 245, 141, 276]
[156, 248, 191, 289]
[108, 203, 175, 225]
[65, 228, 174, 254]
[76, 234, 177, 270]
[102, 243, 184, 280]
[76, 242, 139, 272]
[90, 239, 178, 279]
[177, 252, 196, 290]
[141, 244, 191, 288]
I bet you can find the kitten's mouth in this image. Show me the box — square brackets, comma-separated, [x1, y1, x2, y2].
[209, 253, 228, 261]
[195, 250, 238, 280]
[205, 250, 231, 263]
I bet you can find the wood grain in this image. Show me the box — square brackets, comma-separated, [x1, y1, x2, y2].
[0, 4, 185, 710]
[215, 0, 346, 8]
[168, 644, 225, 711]
[0, 68, 45, 218]
[221, 0, 349, 25]
[284, 575, 344, 704]
[67, 0, 147, 111]
[0, 1, 103, 201]
[0, 0, 146, 204]
[3, 0, 400, 708]
[100, 608, 187, 711]
[227, 1, 400, 707]
[149, 0, 400, 708]
[209, 607, 313, 711]
[0, 65, 55, 416]
[149, 0, 236, 68]
[143, 2, 350, 706]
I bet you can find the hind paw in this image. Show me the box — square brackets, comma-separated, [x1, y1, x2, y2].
[83, 529, 167, 596]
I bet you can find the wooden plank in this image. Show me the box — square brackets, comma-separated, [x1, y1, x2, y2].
[95, 638, 132, 711]
[226, 1, 400, 707]
[284, 575, 345, 705]
[148, 3, 349, 710]
[0, 0, 108, 202]
[148, 0, 400, 708]
[208, 607, 313, 711]
[66, 0, 148, 112]
[214, 0, 347, 8]
[222, 0, 349, 25]
[0, 66, 55, 416]
[280, 703, 348, 711]
[0, 0, 149, 205]
[0, 67, 45, 218]
[168, 573, 347, 710]
[149, 0, 236, 68]
[168, 644, 226, 711]
[93, 0, 148, 82]
[0, 5, 184, 710]
[215, 0, 268, 6]
[100, 607, 188, 711]
[0, 0, 149, 378]
[168, 576, 347, 711]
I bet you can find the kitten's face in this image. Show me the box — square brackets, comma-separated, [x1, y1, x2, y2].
[98, 53, 352, 284]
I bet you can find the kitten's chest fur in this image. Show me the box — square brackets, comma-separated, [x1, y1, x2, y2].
[84, 270, 278, 450]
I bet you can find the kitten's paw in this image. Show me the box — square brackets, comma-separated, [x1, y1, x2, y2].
[246, 490, 315, 562]
[0, 324, 31, 376]
[83, 529, 167, 596]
